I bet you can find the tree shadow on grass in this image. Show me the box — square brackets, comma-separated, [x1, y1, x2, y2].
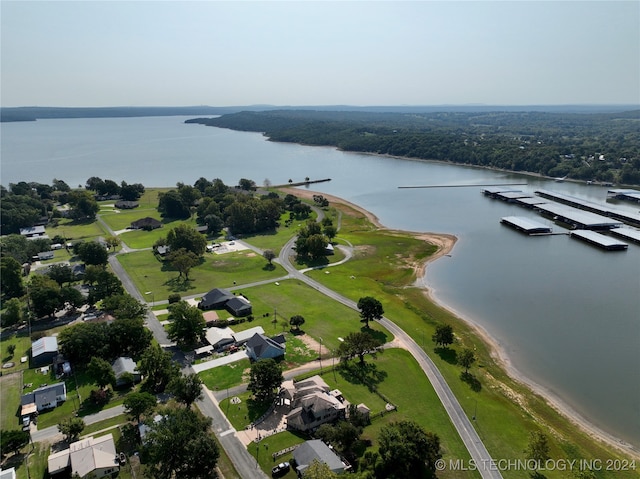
[338, 361, 387, 392]
[246, 397, 273, 423]
[262, 263, 277, 271]
[360, 326, 389, 344]
[434, 347, 458, 365]
[164, 277, 196, 293]
[460, 372, 482, 392]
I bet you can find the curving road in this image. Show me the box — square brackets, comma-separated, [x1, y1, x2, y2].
[277, 236, 503, 479]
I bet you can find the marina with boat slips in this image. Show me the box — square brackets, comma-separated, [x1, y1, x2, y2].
[483, 186, 639, 251]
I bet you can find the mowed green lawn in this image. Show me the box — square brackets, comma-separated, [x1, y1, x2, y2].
[231, 279, 389, 353]
[117, 249, 287, 301]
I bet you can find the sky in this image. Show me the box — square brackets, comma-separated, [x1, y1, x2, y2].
[1, 1, 639, 107]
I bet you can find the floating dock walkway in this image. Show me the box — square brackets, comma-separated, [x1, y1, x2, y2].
[500, 216, 552, 235]
[569, 230, 628, 251]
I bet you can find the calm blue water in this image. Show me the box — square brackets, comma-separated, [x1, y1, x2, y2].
[2, 116, 639, 448]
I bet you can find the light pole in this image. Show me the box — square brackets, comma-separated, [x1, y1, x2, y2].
[319, 337, 323, 373]
[473, 399, 477, 421]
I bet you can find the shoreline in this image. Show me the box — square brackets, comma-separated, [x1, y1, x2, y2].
[282, 186, 640, 460]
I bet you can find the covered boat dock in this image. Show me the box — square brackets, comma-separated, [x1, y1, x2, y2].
[535, 203, 623, 230]
[609, 227, 640, 244]
[607, 189, 640, 203]
[569, 230, 628, 251]
[500, 216, 552, 234]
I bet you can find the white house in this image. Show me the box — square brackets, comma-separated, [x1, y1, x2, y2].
[48, 434, 119, 478]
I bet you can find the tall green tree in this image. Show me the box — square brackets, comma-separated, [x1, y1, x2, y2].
[167, 301, 206, 347]
[139, 343, 180, 393]
[167, 248, 200, 280]
[432, 324, 454, 348]
[58, 417, 86, 443]
[87, 356, 116, 390]
[0, 429, 30, 457]
[0, 256, 24, 299]
[142, 407, 219, 479]
[74, 241, 109, 266]
[336, 331, 384, 365]
[123, 391, 157, 424]
[1, 298, 23, 327]
[378, 420, 441, 478]
[357, 296, 384, 328]
[289, 315, 305, 331]
[28, 275, 63, 318]
[524, 431, 551, 472]
[458, 348, 476, 373]
[166, 224, 207, 256]
[101, 293, 147, 320]
[168, 373, 204, 408]
[247, 358, 283, 403]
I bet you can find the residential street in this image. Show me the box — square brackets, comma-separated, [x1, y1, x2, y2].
[97, 210, 502, 479]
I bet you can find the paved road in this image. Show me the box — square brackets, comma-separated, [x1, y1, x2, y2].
[31, 404, 126, 443]
[100, 208, 501, 479]
[277, 236, 504, 479]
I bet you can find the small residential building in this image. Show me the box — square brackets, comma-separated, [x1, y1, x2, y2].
[48, 434, 119, 478]
[130, 217, 162, 230]
[225, 295, 252, 317]
[198, 288, 234, 310]
[36, 251, 55, 261]
[111, 357, 141, 387]
[292, 440, 347, 476]
[246, 333, 286, 361]
[31, 336, 58, 366]
[21, 382, 67, 420]
[20, 225, 46, 237]
[115, 200, 139, 209]
[156, 245, 170, 257]
[232, 326, 265, 345]
[204, 326, 235, 350]
[282, 376, 346, 433]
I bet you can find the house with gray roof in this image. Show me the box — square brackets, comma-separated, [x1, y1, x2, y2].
[21, 382, 67, 421]
[225, 295, 252, 317]
[31, 336, 58, 366]
[246, 333, 286, 361]
[111, 357, 141, 387]
[282, 375, 346, 433]
[198, 288, 234, 310]
[292, 440, 347, 475]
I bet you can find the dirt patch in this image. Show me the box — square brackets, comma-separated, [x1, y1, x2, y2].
[296, 333, 330, 357]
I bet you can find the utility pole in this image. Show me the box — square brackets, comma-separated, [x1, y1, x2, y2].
[319, 337, 323, 373]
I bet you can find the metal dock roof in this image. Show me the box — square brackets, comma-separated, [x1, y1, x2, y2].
[496, 191, 533, 200]
[609, 227, 640, 244]
[482, 187, 523, 195]
[535, 203, 623, 229]
[515, 197, 548, 207]
[570, 230, 628, 250]
[500, 216, 552, 234]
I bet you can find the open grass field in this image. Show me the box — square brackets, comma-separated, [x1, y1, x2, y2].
[0, 372, 22, 431]
[46, 217, 107, 243]
[294, 199, 640, 479]
[231, 279, 390, 353]
[199, 358, 251, 391]
[239, 210, 317, 255]
[116, 248, 287, 301]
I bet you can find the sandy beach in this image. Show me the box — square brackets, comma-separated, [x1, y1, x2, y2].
[282, 187, 640, 460]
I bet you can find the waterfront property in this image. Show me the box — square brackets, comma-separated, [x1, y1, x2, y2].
[500, 216, 552, 235]
[281, 375, 347, 433]
[569, 230, 628, 251]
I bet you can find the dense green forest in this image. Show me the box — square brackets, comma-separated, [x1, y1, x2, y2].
[187, 109, 640, 185]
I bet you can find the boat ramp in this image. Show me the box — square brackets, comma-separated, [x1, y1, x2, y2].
[569, 230, 628, 251]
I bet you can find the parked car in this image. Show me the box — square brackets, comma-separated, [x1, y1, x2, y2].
[272, 462, 290, 477]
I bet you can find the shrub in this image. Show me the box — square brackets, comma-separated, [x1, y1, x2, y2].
[168, 293, 181, 304]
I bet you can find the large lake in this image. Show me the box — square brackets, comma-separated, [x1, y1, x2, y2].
[2, 116, 639, 448]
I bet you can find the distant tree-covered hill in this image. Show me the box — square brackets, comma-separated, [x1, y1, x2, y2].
[187, 109, 640, 185]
